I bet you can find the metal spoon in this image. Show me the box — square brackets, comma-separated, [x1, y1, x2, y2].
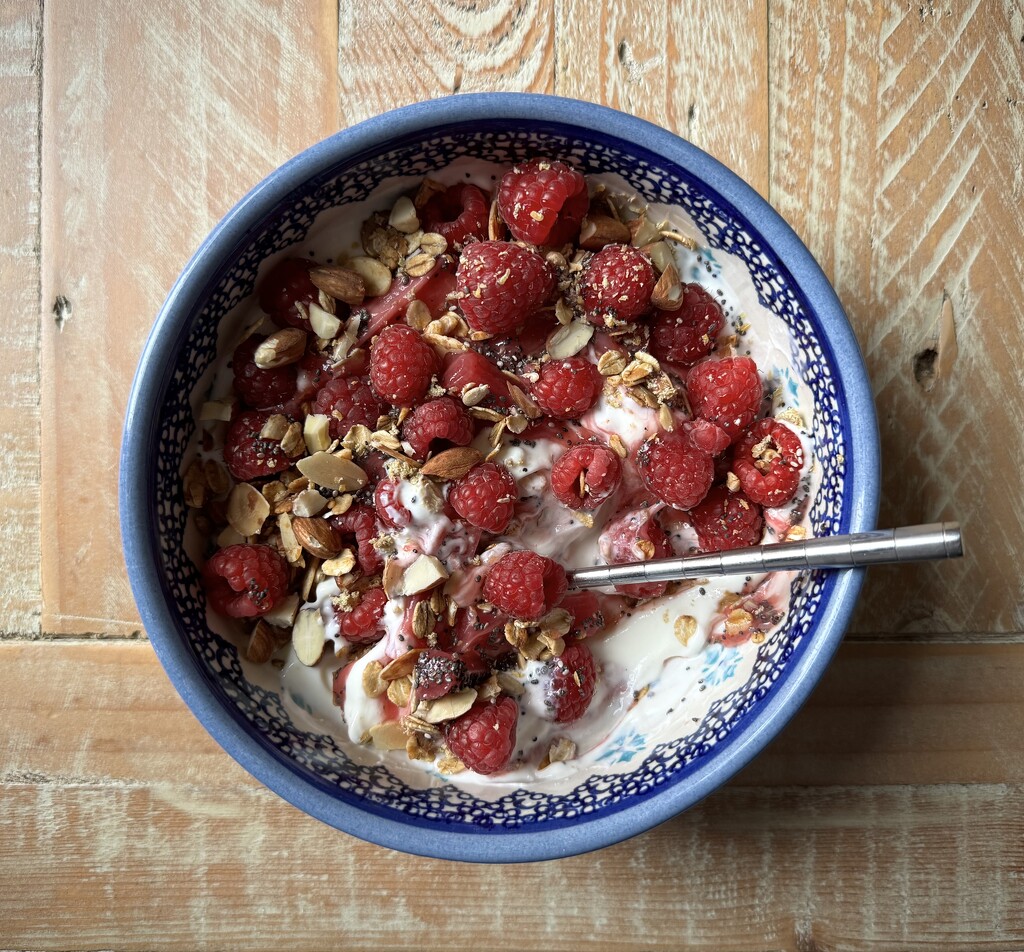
[567, 522, 963, 591]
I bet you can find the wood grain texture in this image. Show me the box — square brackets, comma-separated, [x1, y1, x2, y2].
[0, 1, 42, 637]
[338, 0, 554, 125]
[38, 0, 339, 636]
[2, 639, 1023, 791]
[556, 0, 770, 196]
[0, 779, 1021, 951]
[769, 0, 1024, 635]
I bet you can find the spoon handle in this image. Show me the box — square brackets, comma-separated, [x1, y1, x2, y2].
[566, 522, 963, 591]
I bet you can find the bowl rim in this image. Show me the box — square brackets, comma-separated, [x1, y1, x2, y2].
[120, 91, 880, 864]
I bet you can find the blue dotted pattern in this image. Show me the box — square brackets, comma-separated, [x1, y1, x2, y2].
[154, 127, 846, 829]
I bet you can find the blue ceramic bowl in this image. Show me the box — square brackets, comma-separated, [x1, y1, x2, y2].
[120, 93, 879, 863]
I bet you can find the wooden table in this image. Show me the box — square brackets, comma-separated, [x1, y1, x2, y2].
[2, 1, 1022, 948]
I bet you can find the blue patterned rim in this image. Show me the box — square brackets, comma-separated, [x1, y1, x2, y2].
[120, 93, 879, 863]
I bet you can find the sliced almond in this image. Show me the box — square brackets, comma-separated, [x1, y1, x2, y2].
[292, 609, 326, 666]
[651, 263, 683, 310]
[254, 328, 306, 369]
[309, 264, 366, 307]
[460, 383, 490, 407]
[291, 517, 342, 559]
[347, 256, 392, 297]
[296, 452, 368, 492]
[227, 483, 270, 537]
[546, 320, 594, 359]
[642, 240, 676, 274]
[487, 198, 504, 241]
[263, 593, 300, 627]
[303, 414, 332, 454]
[628, 214, 661, 247]
[554, 297, 574, 325]
[245, 621, 277, 664]
[496, 671, 525, 698]
[291, 488, 328, 518]
[277, 512, 304, 565]
[280, 421, 305, 458]
[200, 397, 235, 422]
[419, 446, 483, 480]
[381, 649, 423, 681]
[369, 721, 409, 750]
[507, 382, 542, 420]
[322, 548, 357, 577]
[260, 413, 289, 441]
[388, 195, 420, 234]
[419, 688, 478, 724]
[309, 302, 342, 340]
[578, 214, 632, 250]
[402, 554, 449, 595]
[382, 558, 404, 598]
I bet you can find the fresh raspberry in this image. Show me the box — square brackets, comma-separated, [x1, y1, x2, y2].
[601, 509, 673, 598]
[549, 443, 622, 509]
[232, 336, 298, 409]
[497, 158, 588, 246]
[445, 696, 519, 775]
[649, 283, 725, 368]
[329, 504, 382, 574]
[336, 587, 388, 645]
[413, 649, 467, 702]
[202, 544, 290, 618]
[441, 350, 512, 407]
[258, 257, 320, 332]
[296, 349, 335, 399]
[545, 641, 597, 724]
[313, 374, 385, 440]
[678, 418, 731, 457]
[687, 356, 763, 441]
[223, 410, 293, 481]
[484, 550, 567, 621]
[449, 462, 518, 534]
[455, 241, 554, 335]
[369, 324, 439, 407]
[635, 432, 714, 510]
[451, 607, 515, 664]
[732, 418, 805, 507]
[374, 479, 411, 530]
[420, 183, 489, 247]
[580, 244, 656, 326]
[530, 357, 603, 419]
[401, 397, 475, 461]
[561, 591, 606, 638]
[688, 485, 764, 551]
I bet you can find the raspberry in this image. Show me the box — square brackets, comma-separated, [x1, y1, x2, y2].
[232, 336, 298, 409]
[369, 324, 439, 407]
[223, 410, 293, 482]
[687, 356, 763, 441]
[441, 350, 512, 406]
[421, 183, 488, 247]
[313, 374, 385, 440]
[732, 418, 805, 507]
[550, 443, 622, 509]
[451, 606, 515, 664]
[688, 485, 764, 551]
[445, 696, 518, 775]
[580, 244, 656, 325]
[649, 283, 725, 368]
[329, 504, 382, 574]
[545, 641, 597, 723]
[484, 550, 567, 621]
[561, 591, 606, 638]
[258, 257, 320, 332]
[601, 509, 673, 598]
[401, 397, 475, 461]
[358, 261, 457, 345]
[456, 241, 554, 335]
[336, 587, 388, 645]
[374, 479, 411, 530]
[449, 462, 518, 534]
[497, 158, 588, 246]
[202, 544, 290, 618]
[635, 432, 714, 510]
[413, 649, 467, 702]
[678, 418, 731, 457]
[530, 357, 603, 419]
